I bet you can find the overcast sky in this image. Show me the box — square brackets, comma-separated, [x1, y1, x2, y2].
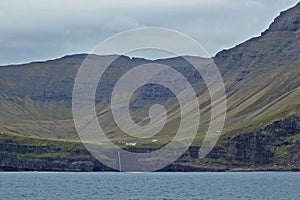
[0, 0, 299, 65]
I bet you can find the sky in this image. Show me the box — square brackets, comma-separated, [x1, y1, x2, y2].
[0, 0, 299, 65]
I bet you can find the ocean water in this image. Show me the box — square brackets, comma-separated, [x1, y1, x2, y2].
[0, 172, 299, 200]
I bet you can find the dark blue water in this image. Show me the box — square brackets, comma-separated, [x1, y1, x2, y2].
[0, 172, 299, 200]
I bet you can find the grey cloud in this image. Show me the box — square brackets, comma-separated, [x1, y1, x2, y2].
[0, 0, 299, 64]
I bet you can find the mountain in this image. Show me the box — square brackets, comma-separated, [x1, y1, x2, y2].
[214, 2, 300, 130]
[0, 3, 300, 171]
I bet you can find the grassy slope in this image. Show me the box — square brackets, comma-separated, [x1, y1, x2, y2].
[0, 59, 300, 148]
[0, 131, 83, 159]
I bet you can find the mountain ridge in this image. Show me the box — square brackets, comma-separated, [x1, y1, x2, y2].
[0, 2, 300, 171]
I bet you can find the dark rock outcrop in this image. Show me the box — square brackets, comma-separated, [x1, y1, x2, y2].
[206, 116, 300, 170]
[0, 116, 299, 171]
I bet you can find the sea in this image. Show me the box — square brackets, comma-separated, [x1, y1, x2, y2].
[0, 172, 299, 199]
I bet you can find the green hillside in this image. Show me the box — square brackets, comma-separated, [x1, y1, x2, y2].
[0, 3, 300, 171]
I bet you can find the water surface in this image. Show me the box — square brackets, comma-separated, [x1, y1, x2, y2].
[0, 172, 299, 199]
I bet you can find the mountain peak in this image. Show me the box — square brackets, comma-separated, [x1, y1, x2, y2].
[263, 2, 300, 35]
[215, 3, 300, 74]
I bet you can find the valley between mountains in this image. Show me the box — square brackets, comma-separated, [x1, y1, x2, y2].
[0, 3, 300, 171]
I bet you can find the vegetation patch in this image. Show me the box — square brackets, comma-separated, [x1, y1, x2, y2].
[275, 145, 288, 155]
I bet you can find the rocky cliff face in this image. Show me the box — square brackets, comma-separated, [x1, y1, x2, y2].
[215, 2, 300, 73]
[265, 2, 300, 33]
[0, 116, 299, 171]
[206, 116, 300, 170]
